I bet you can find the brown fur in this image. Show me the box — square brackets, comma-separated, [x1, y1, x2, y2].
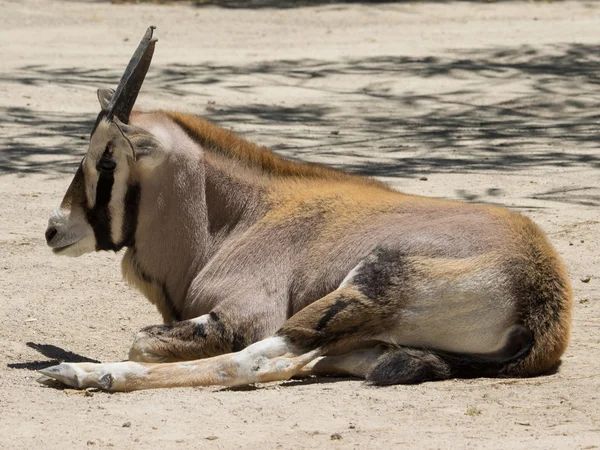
[501, 214, 573, 376]
[166, 111, 387, 186]
[162, 112, 572, 378]
[45, 109, 573, 389]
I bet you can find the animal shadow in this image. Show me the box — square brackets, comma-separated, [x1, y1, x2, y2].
[7, 342, 100, 371]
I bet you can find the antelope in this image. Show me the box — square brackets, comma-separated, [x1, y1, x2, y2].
[39, 27, 572, 392]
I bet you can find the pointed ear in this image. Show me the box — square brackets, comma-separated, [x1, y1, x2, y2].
[97, 88, 115, 110]
[114, 118, 164, 168]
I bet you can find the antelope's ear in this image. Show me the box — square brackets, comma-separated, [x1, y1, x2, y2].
[114, 118, 164, 168]
[97, 88, 115, 110]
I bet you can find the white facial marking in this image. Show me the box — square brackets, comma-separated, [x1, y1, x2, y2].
[47, 209, 95, 257]
[83, 156, 97, 210]
[54, 234, 97, 257]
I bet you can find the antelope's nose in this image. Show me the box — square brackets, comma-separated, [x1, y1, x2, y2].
[45, 226, 58, 245]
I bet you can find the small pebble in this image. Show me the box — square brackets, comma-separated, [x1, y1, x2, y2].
[580, 276, 591, 283]
[330, 130, 340, 135]
[122, 422, 131, 428]
[330, 433, 342, 440]
[205, 436, 219, 441]
[419, 177, 428, 181]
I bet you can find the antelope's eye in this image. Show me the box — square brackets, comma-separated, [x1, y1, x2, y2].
[97, 156, 116, 172]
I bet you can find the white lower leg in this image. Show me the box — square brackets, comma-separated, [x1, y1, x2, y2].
[39, 337, 322, 391]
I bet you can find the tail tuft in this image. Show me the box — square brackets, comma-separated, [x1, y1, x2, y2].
[366, 348, 451, 385]
[367, 325, 535, 385]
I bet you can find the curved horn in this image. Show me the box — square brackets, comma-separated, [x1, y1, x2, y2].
[106, 26, 157, 123]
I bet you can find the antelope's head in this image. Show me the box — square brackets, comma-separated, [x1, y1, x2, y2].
[45, 27, 159, 257]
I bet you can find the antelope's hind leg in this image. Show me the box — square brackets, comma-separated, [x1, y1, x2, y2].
[296, 346, 387, 379]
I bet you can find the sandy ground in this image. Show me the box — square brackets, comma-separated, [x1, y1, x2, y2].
[1, 0, 599, 448]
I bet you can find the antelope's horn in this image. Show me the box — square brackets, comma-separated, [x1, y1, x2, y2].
[106, 26, 157, 124]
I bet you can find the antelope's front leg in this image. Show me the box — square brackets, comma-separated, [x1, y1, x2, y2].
[128, 312, 256, 363]
[39, 337, 321, 391]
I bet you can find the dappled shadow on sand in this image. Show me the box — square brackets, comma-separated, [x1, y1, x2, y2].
[2, 43, 599, 202]
[0, 107, 89, 176]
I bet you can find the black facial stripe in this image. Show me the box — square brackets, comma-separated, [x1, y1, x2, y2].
[85, 175, 140, 252]
[86, 169, 116, 251]
[82, 135, 140, 252]
[120, 183, 141, 248]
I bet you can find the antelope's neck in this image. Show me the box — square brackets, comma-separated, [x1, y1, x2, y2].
[121, 150, 267, 322]
[203, 153, 268, 247]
